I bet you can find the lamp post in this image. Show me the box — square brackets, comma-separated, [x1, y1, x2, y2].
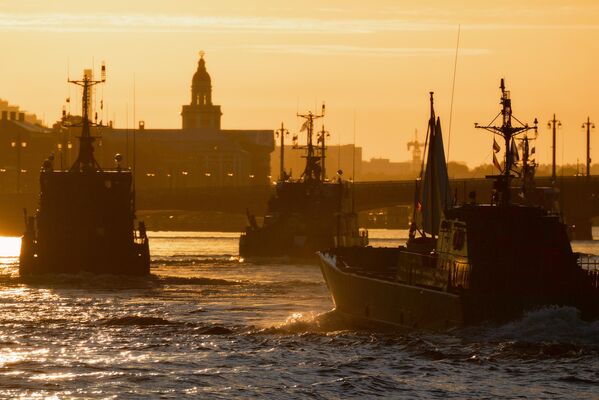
[582, 117, 595, 178]
[547, 114, 561, 183]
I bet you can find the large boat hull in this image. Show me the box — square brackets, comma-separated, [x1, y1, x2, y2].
[19, 170, 151, 276]
[19, 240, 150, 276]
[318, 252, 464, 330]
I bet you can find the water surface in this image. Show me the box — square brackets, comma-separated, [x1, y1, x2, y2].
[0, 229, 597, 398]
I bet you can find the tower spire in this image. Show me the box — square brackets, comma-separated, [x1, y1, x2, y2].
[182, 52, 222, 130]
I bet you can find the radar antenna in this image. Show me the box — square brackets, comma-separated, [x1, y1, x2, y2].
[64, 64, 107, 172]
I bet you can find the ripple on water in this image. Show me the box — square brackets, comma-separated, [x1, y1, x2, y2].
[0, 232, 598, 398]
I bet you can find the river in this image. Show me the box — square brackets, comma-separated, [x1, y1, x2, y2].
[0, 230, 597, 398]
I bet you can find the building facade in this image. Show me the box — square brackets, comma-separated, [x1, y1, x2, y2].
[100, 54, 273, 188]
[0, 55, 274, 193]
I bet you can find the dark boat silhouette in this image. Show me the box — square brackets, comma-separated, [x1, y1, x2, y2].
[240, 106, 368, 259]
[19, 66, 150, 275]
[318, 82, 599, 329]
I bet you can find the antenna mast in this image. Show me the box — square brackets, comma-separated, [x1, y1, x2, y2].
[66, 63, 107, 172]
[475, 79, 537, 205]
[319, 124, 330, 180]
[276, 122, 289, 181]
[296, 103, 325, 182]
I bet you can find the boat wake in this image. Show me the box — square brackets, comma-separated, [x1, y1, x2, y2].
[17, 273, 157, 289]
[259, 310, 369, 334]
[157, 276, 242, 286]
[11, 273, 241, 289]
[485, 306, 599, 345]
[152, 255, 238, 266]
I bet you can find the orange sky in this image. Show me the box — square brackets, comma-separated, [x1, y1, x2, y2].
[0, 0, 597, 167]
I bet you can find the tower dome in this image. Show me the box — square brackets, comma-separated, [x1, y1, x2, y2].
[182, 52, 222, 130]
[191, 53, 212, 106]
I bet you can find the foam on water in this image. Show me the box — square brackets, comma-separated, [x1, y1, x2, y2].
[489, 306, 599, 345]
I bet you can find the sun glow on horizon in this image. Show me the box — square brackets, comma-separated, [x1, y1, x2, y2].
[0, 237, 22, 260]
[0, 1, 597, 165]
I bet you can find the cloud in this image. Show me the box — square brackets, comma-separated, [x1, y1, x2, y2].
[247, 44, 490, 57]
[0, 13, 595, 34]
[0, 13, 441, 33]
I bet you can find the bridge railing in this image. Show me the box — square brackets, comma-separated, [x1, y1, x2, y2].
[576, 253, 599, 289]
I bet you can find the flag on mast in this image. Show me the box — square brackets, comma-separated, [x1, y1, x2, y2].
[300, 120, 310, 132]
[493, 153, 502, 171]
[493, 138, 500, 153]
[511, 139, 520, 162]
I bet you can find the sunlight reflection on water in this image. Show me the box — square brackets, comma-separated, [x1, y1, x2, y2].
[0, 230, 597, 398]
[0, 236, 20, 263]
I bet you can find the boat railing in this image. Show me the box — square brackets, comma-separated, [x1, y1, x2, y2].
[397, 251, 445, 290]
[577, 253, 599, 289]
[397, 250, 470, 292]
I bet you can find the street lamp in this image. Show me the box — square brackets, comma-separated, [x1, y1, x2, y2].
[11, 137, 27, 193]
[582, 117, 596, 178]
[547, 114, 561, 183]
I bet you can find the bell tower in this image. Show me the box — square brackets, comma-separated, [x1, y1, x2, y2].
[181, 52, 222, 130]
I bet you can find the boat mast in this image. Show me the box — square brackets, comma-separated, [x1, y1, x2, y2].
[67, 64, 106, 172]
[427, 92, 436, 239]
[297, 104, 325, 182]
[276, 122, 289, 181]
[319, 125, 329, 181]
[475, 79, 537, 205]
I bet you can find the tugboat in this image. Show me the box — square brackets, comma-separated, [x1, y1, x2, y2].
[318, 82, 599, 330]
[19, 66, 150, 276]
[240, 106, 368, 259]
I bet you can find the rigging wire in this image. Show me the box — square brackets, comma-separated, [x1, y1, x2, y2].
[133, 74, 137, 205]
[446, 24, 460, 162]
[352, 110, 357, 213]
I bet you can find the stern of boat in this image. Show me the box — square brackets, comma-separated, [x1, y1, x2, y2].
[19, 211, 39, 276]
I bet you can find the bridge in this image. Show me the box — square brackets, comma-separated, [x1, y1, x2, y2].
[2, 175, 599, 238]
[133, 175, 599, 238]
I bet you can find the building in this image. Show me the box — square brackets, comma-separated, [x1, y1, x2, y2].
[361, 157, 416, 181]
[0, 99, 43, 126]
[0, 55, 274, 193]
[98, 54, 274, 188]
[271, 144, 362, 182]
[0, 110, 53, 193]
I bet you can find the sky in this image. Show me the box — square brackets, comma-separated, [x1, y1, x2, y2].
[0, 0, 598, 167]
